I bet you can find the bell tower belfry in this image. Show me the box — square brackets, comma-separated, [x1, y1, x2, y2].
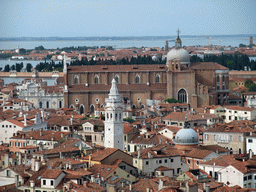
[104, 79, 124, 150]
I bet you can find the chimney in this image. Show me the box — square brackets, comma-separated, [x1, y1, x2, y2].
[30, 180, 35, 188]
[24, 114, 27, 126]
[146, 187, 150, 192]
[41, 110, 44, 122]
[35, 160, 40, 171]
[40, 128, 43, 136]
[129, 184, 132, 191]
[138, 150, 141, 158]
[91, 175, 94, 183]
[70, 115, 74, 125]
[205, 185, 210, 192]
[61, 132, 64, 138]
[174, 106, 177, 112]
[18, 152, 22, 165]
[31, 157, 36, 171]
[66, 181, 72, 190]
[15, 175, 19, 187]
[83, 181, 88, 188]
[249, 149, 253, 159]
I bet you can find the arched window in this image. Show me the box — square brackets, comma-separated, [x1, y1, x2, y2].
[46, 101, 49, 108]
[94, 75, 99, 84]
[222, 75, 225, 82]
[74, 76, 79, 85]
[39, 101, 43, 108]
[178, 89, 187, 103]
[114, 75, 119, 84]
[132, 105, 136, 110]
[90, 105, 95, 113]
[119, 113, 121, 121]
[216, 75, 220, 82]
[59, 101, 62, 108]
[80, 105, 84, 114]
[70, 104, 74, 108]
[156, 74, 160, 83]
[135, 75, 140, 84]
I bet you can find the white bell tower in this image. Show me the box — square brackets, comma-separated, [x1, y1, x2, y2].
[104, 79, 124, 150]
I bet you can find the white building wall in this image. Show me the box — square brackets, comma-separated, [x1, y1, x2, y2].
[0, 121, 23, 143]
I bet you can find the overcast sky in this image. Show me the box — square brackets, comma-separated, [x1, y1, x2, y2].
[0, 0, 256, 37]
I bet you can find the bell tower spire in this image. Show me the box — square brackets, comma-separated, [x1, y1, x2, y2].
[175, 28, 182, 48]
[104, 79, 124, 150]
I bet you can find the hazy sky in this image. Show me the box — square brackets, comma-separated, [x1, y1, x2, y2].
[1, 0, 256, 37]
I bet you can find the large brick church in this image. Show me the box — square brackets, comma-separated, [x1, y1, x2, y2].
[63, 35, 229, 114]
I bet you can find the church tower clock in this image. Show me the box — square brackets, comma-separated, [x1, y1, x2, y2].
[104, 79, 124, 150]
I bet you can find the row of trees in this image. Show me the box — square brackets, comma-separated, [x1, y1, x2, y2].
[1, 53, 255, 72]
[191, 54, 254, 71]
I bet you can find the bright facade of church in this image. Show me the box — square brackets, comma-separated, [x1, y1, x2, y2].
[63, 36, 229, 113]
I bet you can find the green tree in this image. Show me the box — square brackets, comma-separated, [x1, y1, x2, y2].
[4, 65, 10, 72]
[245, 79, 254, 88]
[164, 98, 181, 103]
[26, 63, 32, 72]
[227, 60, 235, 70]
[123, 118, 135, 123]
[35, 45, 45, 50]
[19, 48, 26, 55]
[248, 83, 256, 92]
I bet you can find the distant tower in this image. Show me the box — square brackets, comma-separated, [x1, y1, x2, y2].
[165, 40, 169, 51]
[250, 36, 253, 46]
[175, 28, 182, 48]
[104, 79, 124, 150]
[63, 55, 68, 93]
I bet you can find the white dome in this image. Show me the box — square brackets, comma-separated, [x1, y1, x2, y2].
[167, 48, 190, 64]
[174, 128, 198, 145]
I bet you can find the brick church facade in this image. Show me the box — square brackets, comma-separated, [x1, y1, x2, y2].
[64, 36, 229, 114]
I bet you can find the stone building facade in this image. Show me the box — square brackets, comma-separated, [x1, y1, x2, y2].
[64, 35, 229, 114]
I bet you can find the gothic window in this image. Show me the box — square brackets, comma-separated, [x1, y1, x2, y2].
[119, 113, 121, 121]
[39, 101, 43, 108]
[132, 105, 136, 109]
[94, 75, 99, 84]
[178, 89, 187, 103]
[216, 74, 220, 82]
[80, 105, 84, 114]
[59, 101, 62, 108]
[90, 105, 95, 113]
[156, 74, 160, 83]
[70, 105, 74, 108]
[74, 76, 79, 85]
[46, 101, 49, 108]
[135, 75, 140, 84]
[115, 113, 117, 120]
[107, 113, 109, 120]
[114, 75, 119, 84]
[110, 113, 112, 120]
[222, 75, 225, 82]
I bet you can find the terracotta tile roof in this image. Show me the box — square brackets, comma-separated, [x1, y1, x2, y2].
[10, 130, 70, 141]
[155, 166, 173, 171]
[200, 154, 239, 167]
[68, 64, 167, 72]
[197, 145, 230, 153]
[41, 169, 64, 179]
[41, 85, 64, 94]
[87, 164, 118, 178]
[6, 119, 26, 128]
[130, 134, 171, 145]
[185, 148, 213, 159]
[132, 144, 183, 159]
[0, 184, 23, 192]
[163, 111, 218, 121]
[224, 105, 256, 111]
[81, 148, 119, 162]
[190, 62, 228, 70]
[206, 123, 255, 133]
[120, 177, 179, 192]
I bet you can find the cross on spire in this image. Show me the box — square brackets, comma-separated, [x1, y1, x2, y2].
[177, 28, 180, 38]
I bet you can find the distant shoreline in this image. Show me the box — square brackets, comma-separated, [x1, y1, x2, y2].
[1, 34, 256, 41]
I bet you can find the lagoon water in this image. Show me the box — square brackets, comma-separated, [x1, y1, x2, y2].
[1, 35, 255, 50]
